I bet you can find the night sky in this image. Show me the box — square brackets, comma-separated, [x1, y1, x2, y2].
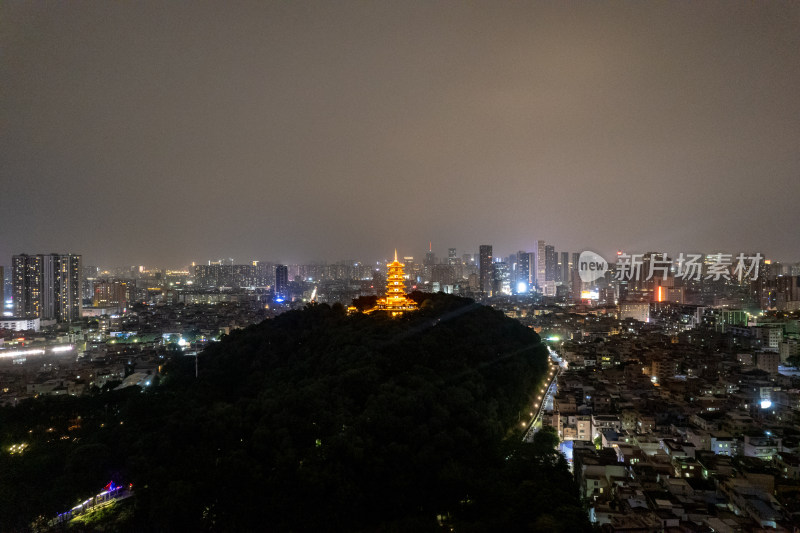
[2, 2, 798, 267]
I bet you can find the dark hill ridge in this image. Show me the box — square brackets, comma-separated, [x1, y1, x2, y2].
[1, 293, 590, 531]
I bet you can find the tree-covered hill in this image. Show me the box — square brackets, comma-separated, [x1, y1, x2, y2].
[0, 293, 590, 531]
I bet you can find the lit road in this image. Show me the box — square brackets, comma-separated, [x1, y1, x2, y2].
[49, 483, 132, 527]
[522, 346, 562, 442]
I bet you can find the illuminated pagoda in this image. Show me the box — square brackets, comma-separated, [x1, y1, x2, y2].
[368, 250, 418, 316]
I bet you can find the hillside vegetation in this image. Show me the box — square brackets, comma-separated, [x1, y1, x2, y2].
[0, 293, 589, 532]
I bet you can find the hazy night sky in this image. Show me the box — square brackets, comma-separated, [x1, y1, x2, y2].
[2, 2, 798, 267]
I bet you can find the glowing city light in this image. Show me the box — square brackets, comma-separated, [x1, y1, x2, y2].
[8, 443, 28, 454]
[0, 349, 45, 358]
[50, 345, 74, 353]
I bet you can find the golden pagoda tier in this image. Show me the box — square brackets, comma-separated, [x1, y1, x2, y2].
[368, 250, 418, 316]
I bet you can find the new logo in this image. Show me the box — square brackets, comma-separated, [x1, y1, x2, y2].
[578, 251, 608, 283]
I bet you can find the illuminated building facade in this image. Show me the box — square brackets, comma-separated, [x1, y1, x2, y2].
[545, 245, 558, 282]
[492, 261, 510, 295]
[12, 254, 42, 318]
[369, 250, 417, 316]
[620, 301, 650, 323]
[93, 279, 131, 308]
[194, 263, 272, 288]
[275, 265, 289, 301]
[13, 253, 82, 322]
[479, 245, 493, 295]
[536, 240, 546, 290]
[516, 251, 531, 293]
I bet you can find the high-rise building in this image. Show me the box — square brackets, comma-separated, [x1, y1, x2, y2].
[402, 257, 419, 283]
[58, 254, 82, 322]
[424, 243, 436, 266]
[12, 253, 82, 322]
[93, 279, 131, 309]
[431, 264, 456, 287]
[545, 245, 558, 282]
[194, 263, 271, 288]
[275, 265, 289, 301]
[83, 265, 99, 302]
[421, 243, 436, 283]
[751, 257, 771, 309]
[536, 240, 546, 289]
[461, 253, 477, 279]
[560, 252, 570, 286]
[446, 248, 463, 280]
[516, 251, 530, 293]
[2, 266, 10, 310]
[492, 261, 510, 295]
[13, 254, 42, 318]
[570, 252, 582, 300]
[479, 245, 493, 295]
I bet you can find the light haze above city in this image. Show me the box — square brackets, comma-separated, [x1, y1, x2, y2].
[1, 2, 798, 267]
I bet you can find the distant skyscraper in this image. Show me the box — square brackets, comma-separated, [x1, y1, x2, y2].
[492, 261, 510, 295]
[13, 254, 42, 318]
[516, 251, 530, 293]
[536, 240, 546, 289]
[479, 245, 493, 295]
[560, 252, 570, 285]
[424, 242, 436, 266]
[41, 254, 59, 320]
[12, 253, 81, 322]
[421, 243, 436, 283]
[83, 265, 99, 302]
[545, 245, 558, 282]
[2, 267, 9, 309]
[643, 252, 669, 295]
[58, 254, 82, 322]
[570, 251, 582, 300]
[446, 248, 463, 280]
[275, 265, 289, 300]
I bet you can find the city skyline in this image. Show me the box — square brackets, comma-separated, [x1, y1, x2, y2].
[3, 242, 799, 273]
[2, 2, 799, 266]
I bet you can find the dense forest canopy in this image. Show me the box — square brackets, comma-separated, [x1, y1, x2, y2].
[0, 293, 590, 531]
